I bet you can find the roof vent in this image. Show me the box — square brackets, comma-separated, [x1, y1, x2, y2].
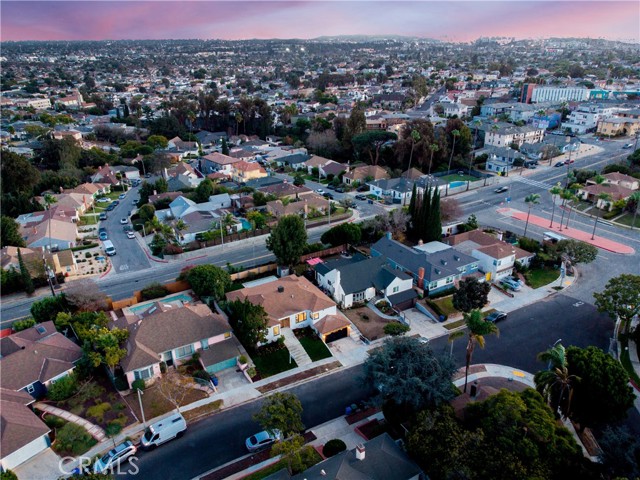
[435, 268, 441, 275]
[441, 259, 447, 266]
[356, 444, 366, 461]
[277, 286, 284, 293]
[454, 255, 460, 261]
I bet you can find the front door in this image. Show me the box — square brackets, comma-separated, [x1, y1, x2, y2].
[280, 317, 290, 328]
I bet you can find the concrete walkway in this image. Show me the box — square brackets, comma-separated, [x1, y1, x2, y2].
[282, 327, 313, 367]
[34, 402, 107, 441]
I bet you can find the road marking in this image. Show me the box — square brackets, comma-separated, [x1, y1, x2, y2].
[119, 264, 129, 271]
[573, 301, 584, 307]
[512, 177, 554, 190]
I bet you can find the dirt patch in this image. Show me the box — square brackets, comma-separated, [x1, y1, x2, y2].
[343, 307, 390, 341]
[453, 364, 487, 381]
[256, 361, 341, 394]
[355, 418, 388, 440]
[346, 406, 380, 425]
[71, 246, 109, 277]
[125, 383, 208, 420]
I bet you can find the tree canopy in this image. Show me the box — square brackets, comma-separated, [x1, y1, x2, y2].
[266, 215, 307, 269]
[253, 392, 305, 437]
[553, 239, 598, 264]
[452, 278, 491, 313]
[593, 274, 640, 327]
[185, 265, 231, 301]
[226, 299, 269, 348]
[1, 216, 25, 248]
[363, 336, 456, 413]
[320, 223, 362, 247]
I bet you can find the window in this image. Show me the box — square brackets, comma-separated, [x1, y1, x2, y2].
[175, 344, 194, 359]
[392, 286, 399, 293]
[273, 326, 280, 336]
[312, 312, 319, 320]
[26, 384, 35, 394]
[134, 368, 152, 380]
[446, 277, 454, 284]
[201, 339, 209, 350]
[296, 312, 307, 323]
[429, 282, 437, 289]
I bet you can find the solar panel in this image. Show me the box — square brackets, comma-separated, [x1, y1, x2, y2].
[36, 325, 47, 334]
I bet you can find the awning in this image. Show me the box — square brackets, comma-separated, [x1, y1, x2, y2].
[306, 257, 323, 266]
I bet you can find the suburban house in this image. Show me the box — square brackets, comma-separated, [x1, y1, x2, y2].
[202, 152, 242, 175]
[372, 93, 407, 109]
[343, 165, 389, 186]
[165, 162, 203, 191]
[18, 208, 79, 251]
[476, 146, 526, 174]
[110, 165, 141, 181]
[0, 321, 83, 398]
[68, 182, 110, 199]
[195, 130, 228, 147]
[587, 172, 639, 191]
[226, 275, 352, 344]
[263, 433, 422, 480]
[368, 176, 434, 205]
[258, 182, 314, 200]
[371, 234, 480, 296]
[231, 160, 268, 184]
[272, 152, 311, 169]
[443, 230, 535, 281]
[90, 164, 120, 186]
[303, 155, 341, 177]
[577, 172, 639, 210]
[596, 116, 640, 137]
[0, 388, 51, 471]
[116, 302, 240, 386]
[315, 254, 416, 309]
[0, 246, 77, 279]
[266, 193, 329, 219]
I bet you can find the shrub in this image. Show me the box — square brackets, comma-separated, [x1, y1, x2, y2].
[140, 282, 169, 300]
[425, 299, 448, 321]
[323, 439, 347, 457]
[53, 423, 96, 456]
[114, 376, 129, 391]
[12, 317, 36, 332]
[43, 414, 67, 429]
[517, 236, 541, 253]
[383, 322, 410, 336]
[160, 361, 167, 374]
[87, 402, 112, 423]
[84, 252, 92, 259]
[0, 470, 18, 480]
[163, 243, 184, 255]
[105, 422, 123, 437]
[193, 370, 211, 381]
[246, 367, 257, 378]
[47, 374, 79, 401]
[132, 379, 145, 392]
[238, 355, 248, 365]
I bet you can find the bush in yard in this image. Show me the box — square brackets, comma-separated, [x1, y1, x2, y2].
[47, 374, 79, 401]
[323, 439, 347, 457]
[140, 282, 170, 300]
[193, 370, 211, 381]
[0, 470, 18, 480]
[12, 317, 36, 332]
[517, 236, 541, 253]
[186, 264, 231, 301]
[30, 295, 70, 323]
[53, 423, 96, 456]
[87, 402, 112, 423]
[384, 322, 410, 336]
[132, 379, 145, 392]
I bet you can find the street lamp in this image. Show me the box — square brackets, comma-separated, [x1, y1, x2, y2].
[137, 388, 147, 426]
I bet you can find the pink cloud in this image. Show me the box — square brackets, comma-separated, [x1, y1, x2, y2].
[1, 1, 638, 42]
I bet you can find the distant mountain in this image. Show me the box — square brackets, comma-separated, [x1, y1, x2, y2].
[312, 34, 440, 43]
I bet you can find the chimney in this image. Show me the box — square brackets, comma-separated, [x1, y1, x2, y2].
[386, 232, 392, 240]
[417, 267, 425, 289]
[355, 444, 365, 461]
[418, 239, 423, 246]
[277, 286, 284, 293]
[320, 470, 327, 476]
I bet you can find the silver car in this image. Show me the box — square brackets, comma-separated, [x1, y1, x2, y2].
[93, 441, 137, 473]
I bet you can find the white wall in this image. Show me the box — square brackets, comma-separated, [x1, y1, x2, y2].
[0, 435, 50, 470]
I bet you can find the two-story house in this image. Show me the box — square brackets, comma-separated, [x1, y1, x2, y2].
[202, 152, 242, 175]
[231, 160, 267, 184]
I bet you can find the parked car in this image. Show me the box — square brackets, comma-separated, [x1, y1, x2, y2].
[118, 193, 126, 200]
[112, 200, 120, 206]
[99, 231, 108, 241]
[326, 184, 336, 190]
[96, 197, 110, 204]
[127, 231, 136, 239]
[564, 158, 575, 165]
[554, 162, 565, 168]
[316, 188, 324, 194]
[494, 186, 509, 194]
[622, 143, 634, 149]
[120, 218, 128, 224]
[485, 311, 507, 323]
[504, 276, 523, 287]
[500, 278, 522, 291]
[335, 187, 345, 193]
[93, 441, 137, 474]
[355, 194, 367, 201]
[99, 213, 107, 220]
[323, 192, 334, 199]
[357, 185, 369, 192]
[245, 430, 281, 452]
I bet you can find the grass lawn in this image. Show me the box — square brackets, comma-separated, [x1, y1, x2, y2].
[430, 296, 459, 317]
[443, 319, 466, 330]
[619, 333, 640, 386]
[79, 214, 98, 226]
[298, 336, 332, 362]
[524, 267, 560, 288]
[243, 447, 322, 480]
[614, 212, 640, 228]
[253, 347, 298, 378]
[439, 173, 479, 183]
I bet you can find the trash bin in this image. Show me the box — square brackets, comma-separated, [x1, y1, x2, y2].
[212, 376, 219, 387]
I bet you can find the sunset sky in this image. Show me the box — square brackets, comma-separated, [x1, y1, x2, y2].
[1, 1, 638, 43]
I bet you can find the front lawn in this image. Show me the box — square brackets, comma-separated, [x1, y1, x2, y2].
[252, 346, 298, 378]
[79, 214, 98, 226]
[298, 335, 332, 362]
[429, 296, 459, 317]
[523, 267, 560, 289]
[615, 212, 640, 228]
[439, 173, 479, 183]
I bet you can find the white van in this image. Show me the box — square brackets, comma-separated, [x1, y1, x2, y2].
[140, 413, 187, 450]
[103, 240, 116, 256]
[542, 231, 566, 245]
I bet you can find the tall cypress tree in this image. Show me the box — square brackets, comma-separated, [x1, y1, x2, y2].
[17, 248, 34, 295]
[426, 188, 443, 242]
[408, 183, 417, 234]
[419, 187, 432, 242]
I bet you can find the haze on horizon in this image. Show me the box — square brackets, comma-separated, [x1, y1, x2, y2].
[1, 1, 639, 43]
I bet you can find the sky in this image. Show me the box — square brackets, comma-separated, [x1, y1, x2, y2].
[1, 1, 639, 43]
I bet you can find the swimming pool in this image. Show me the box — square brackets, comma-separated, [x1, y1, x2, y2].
[449, 181, 467, 188]
[240, 219, 252, 231]
[129, 292, 194, 314]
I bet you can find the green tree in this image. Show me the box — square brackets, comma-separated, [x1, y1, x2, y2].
[246, 211, 267, 229]
[31, 295, 69, 323]
[253, 392, 305, 437]
[452, 278, 491, 313]
[383, 321, 411, 336]
[221, 138, 229, 155]
[292, 172, 305, 186]
[523, 193, 541, 237]
[351, 131, 397, 165]
[566, 345, 635, 428]
[1, 150, 41, 197]
[534, 343, 580, 418]
[425, 187, 442, 242]
[138, 204, 156, 223]
[186, 265, 231, 301]
[271, 435, 306, 475]
[1, 215, 26, 248]
[593, 274, 640, 333]
[364, 336, 456, 413]
[266, 215, 307, 269]
[17, 248, 34, 295]
[193, 178, 214, 203]
[553, 239, 598, 264]
[320, 223, 362, 247]
[462, 309, 499, 392]
[598, 425, 640, 480]
[226, 299, 269, 348]
[154, 177, 169, 194]
[146, 135, 169, 150]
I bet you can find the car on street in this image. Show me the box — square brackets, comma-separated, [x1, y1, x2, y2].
[96, 197, 110, 203]
[564, 158, 575, 164]
[335, 187, 345, 193]
[120, 218, 128, 224]
[112, 200, 120, 206]
[500, 278, 522, 291]
[127, 231, 136, 239]
[355, 194, 367, 201]
[118, 193, 126, 200]
[485, 311, 507, 323]
[357, 185, 369, 192]
[323, 192, 334, 199]
[99, 212, 108, 220]
[554, 162, 565, 167]
[494, 186, 509, 194]
[93, 440, 137, 474]
[316, 188, 324, 194]
[99, 231, 108, 241]
[623, 143, 634, 149]
[326, 184, 336, 190]
[245, 430, 281, 452]
[106, 204, 115, 211]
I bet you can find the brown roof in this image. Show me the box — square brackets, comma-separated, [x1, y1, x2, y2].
[1, 389, 50, 457]
[581, 183, 634, 201]
[304, 155, 332, 168]
[314, 315, 351, 335]
[258, 183, 313, 199]
[234, 160, 264, 172]
[267, 194, 329, 217]
[149, 192, 182, 203]
[120, 304, 231, 372]
[475, 243, 516, 260]
[343, 165, 389, 182]
[602, 172, 638, 184]
[204, 152, 241, 166]
[226, 275, 336, 325]
[0, 321, 82, 390]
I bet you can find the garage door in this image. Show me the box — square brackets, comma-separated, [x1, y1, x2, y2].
[205, 357, 237, 373]
[325, 328, 348, 343]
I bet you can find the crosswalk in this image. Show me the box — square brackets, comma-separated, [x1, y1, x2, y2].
[511, 176, 555, 191]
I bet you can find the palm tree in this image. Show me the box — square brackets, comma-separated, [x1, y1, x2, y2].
[563, 188, 579, 229]
[447, 330, 465, 358]
[548, 183, 563, 228]
[428, 143, 439, 175]
[43, 193, 57, 252]
[592, 192, 612, 239]
[523, 193, 541, 237]
[557, 189, 574, 231]
[534, 343, 580, 418]
[447, 129, 460, 172]
[462, 310, 499, 393]
[407, 129, 421, 174]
